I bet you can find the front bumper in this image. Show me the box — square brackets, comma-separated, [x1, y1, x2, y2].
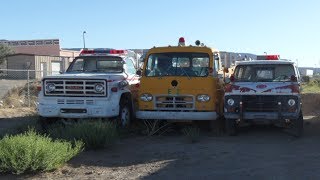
[224, 94, 301, 121]
[225, 112, 300, 120]
[136, 111, 217, 121]
[38, 104, 119, 118]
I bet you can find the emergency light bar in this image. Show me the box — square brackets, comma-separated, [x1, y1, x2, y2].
[256, 55, 280, 60]
[80, 49, 126, 55]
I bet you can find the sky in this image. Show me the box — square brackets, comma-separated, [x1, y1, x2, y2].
[1, 0, 319, 67]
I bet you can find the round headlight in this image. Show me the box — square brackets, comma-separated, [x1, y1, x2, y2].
[95, 84, 104, 92]
[46, 83, 55, 92]
[288, 99, 296, 106]
[140, 93, 153, 102]
[119, 80, 128, 88]
[197, 94, 210, 102]
[227, 98, 235, 106]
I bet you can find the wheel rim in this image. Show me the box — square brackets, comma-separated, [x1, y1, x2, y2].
[120, 106, 130, 127]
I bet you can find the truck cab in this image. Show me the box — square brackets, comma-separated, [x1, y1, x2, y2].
[135, 38, 224, 127]
[37, 48, 139, 127]
[224, 55, 303, 136]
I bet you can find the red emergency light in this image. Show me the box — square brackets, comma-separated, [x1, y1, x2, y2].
[179, 37, 185, 43]
[265, 55, 279, 60]
[256, 55, 280, 60]
[109, 50, 125, 54]
[178, 37, 185, 46]
[80, 49, 126, 55]
[80, 49, 95, 54]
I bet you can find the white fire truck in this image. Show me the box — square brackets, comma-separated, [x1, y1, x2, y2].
[224, 55, 303, 137]
[37, 49, 140, 127]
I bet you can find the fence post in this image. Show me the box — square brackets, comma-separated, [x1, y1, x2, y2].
[27, 70, 30, 107]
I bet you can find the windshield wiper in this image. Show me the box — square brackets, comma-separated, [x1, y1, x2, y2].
[69, 70, 84, 73]
[180, 68, 191, 80]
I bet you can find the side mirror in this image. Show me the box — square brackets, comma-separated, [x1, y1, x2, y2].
[223, 67, 229, 73]
[139, 57, 145, 63]
[213, 53, 220, 61]
[59, 71, 63, 74]
[136, 70, 142, 76]
[224, 77, 231, 84]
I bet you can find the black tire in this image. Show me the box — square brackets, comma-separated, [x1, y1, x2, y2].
[38, 116, 58, 131]
[117, 98, 133, 128]
[291, 111, 304, 137]
[225, 118, 237, 136]
[209, 116, 225, 135]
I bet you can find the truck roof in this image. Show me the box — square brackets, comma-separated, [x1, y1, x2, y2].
[147, 46, 215, 54]
[235, 60, 295, 66]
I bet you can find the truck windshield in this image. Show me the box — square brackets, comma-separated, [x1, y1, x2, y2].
[234, 64, 295, 82]
[145, 52, 210, 77]
[67, 56, 123, 73]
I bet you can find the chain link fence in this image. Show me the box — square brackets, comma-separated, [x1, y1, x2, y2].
[0, 69, 57, 109]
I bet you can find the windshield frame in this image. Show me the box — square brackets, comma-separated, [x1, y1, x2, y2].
[233, 64, 296, 82]
[66, 56, 124, 73]
[144, 52, 211, 77]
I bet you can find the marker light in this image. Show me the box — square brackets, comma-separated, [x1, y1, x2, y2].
[178, 37, 185, 46]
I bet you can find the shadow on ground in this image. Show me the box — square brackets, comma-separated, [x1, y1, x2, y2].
[24, 116, 318, 179]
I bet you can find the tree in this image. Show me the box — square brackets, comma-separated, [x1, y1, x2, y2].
[0, 44, 14, 65]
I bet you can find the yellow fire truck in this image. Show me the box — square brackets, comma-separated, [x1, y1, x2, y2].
[135, 38, 224, 127]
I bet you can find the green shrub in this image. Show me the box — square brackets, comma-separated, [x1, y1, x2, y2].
[49, 121, 118, 150]
[301, 76, 310, 83]
[310, 79, 320, 86]
[0, 129, 83, 175]
[182, 126, 200, 143]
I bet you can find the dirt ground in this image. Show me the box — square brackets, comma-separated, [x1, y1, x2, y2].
[1, 94, 320, 180]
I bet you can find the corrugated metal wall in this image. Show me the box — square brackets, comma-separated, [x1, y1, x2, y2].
[6, 55, 36, 79]
[4, 55, 70, 80]
[35, 56, 61, 79]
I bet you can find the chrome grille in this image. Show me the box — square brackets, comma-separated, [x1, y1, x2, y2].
[56, 99, 95, 105]
[45, 79, 107, 97]
[154, 95, 194, 110]
[242, 95, 299, 112]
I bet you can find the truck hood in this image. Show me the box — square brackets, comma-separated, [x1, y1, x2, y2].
[42, 73, 126, 80]
[139, 77, 220, 94]
[225, 82, 300, 95]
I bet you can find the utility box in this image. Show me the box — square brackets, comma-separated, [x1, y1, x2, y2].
[306, 69, 313, 76]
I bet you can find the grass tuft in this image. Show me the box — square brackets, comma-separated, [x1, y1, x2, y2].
[49, 121, 118, 150]
[182, 126, 200, 143]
